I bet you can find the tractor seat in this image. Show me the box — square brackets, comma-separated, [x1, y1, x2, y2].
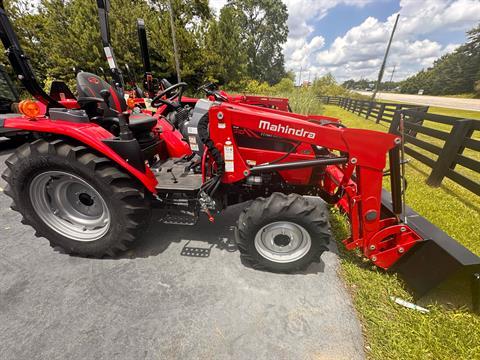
[129, 113, 157, 132]
[76, 72, 156, 133]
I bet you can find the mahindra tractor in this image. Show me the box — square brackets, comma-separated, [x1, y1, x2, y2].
[0, 3, 479, 310]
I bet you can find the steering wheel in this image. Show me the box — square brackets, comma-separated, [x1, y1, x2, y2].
[151, 82, 188, 108]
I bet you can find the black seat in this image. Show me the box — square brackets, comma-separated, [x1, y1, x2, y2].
[76, 72, 156, 132]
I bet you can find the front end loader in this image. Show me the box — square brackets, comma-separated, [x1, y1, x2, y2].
[0, 2, 478, 311]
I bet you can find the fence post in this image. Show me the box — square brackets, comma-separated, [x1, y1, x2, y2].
[389, 111, 401, 134]
[426, 119, 474, 187]
[376, 103, 386, 124]
[357, 101, 364, 115]
[407, 107, 429, 138]
[366, 101, 374, 119]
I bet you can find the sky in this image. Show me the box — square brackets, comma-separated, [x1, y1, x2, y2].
[210, 0, 480, 84]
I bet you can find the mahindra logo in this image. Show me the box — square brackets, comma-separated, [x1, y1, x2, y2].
[259, 120, 315, 139]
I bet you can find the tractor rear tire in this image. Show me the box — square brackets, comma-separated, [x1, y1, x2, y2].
[235, 193, 330, 273]
[2, 138, 151, 257]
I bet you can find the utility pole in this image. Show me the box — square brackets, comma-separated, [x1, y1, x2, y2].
[298, 67, 303, 86]
[372, 14, 399, 100]
[389, 64, 396, 83]
[168, 0, 181, 83]
[388, 64, 396, 91]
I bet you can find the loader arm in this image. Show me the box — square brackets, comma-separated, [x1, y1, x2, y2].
[207, 102, 402, 263]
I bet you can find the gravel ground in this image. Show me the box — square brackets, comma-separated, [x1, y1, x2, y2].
[0, 138, 364, 360]
[357, 91, 480, 111]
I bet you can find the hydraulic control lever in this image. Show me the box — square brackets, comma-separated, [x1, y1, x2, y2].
[100, 89, 133, 140]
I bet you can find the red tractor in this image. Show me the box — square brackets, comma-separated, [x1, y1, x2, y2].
[0, 3, 478, 309]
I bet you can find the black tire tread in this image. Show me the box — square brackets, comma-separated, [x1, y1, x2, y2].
[2, 138, 151, 257]
[236, 192, 330, 272]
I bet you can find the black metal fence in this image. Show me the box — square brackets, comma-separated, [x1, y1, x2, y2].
[321, 96, 480, 196]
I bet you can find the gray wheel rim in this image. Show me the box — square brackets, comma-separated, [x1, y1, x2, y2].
[29, 171, 111, 242]
[254, 221, 311, 263]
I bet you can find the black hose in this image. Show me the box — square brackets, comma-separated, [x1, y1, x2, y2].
[264, 142, 300, 166]
[198, 112, 224, 177]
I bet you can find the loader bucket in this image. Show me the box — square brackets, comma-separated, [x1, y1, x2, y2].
[381, 190, 480, 311]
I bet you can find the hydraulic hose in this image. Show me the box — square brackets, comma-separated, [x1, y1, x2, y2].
[198, 112, 224, 177]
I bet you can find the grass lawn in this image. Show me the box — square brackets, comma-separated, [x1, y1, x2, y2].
[322, 105, 480, 360]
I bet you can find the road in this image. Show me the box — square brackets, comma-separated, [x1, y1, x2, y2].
[0, 138, 364, 360]
[357, 91, 480, 111]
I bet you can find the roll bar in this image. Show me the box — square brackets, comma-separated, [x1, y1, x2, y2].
[137, 18, 155, 97]
[96, 0, 124, 90]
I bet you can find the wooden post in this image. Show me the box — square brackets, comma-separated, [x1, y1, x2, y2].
[359, 101, 366, 115]
[366, 101, 374, 119]
[427, 119, 474, 187]
[376, 103, 386, 124]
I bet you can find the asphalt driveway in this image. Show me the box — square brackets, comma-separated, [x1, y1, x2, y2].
[0, 138, 364, 360]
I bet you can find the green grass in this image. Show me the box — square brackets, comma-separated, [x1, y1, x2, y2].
[322, 105, 480, 360]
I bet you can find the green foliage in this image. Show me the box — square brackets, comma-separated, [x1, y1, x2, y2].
[343, 78, 402, 92]
[311, 73, 351, 97]
[400, 23, 480, 96]
[271, 77, 294, 93]
[203, 5, 248, 85]
[223, 0, 288, 85]
[1, 0, 289, 91]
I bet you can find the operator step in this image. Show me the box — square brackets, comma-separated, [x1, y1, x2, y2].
[153, 157, 203, 193]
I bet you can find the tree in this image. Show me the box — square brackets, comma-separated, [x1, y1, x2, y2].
[225, 0, 288, 85]
[203, 4, 248, 86]
[400, 23, 480, 96]
[312, 74, 350, 97]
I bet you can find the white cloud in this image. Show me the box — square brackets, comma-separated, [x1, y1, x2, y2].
[296, 0, 480, 82]
[208, 0, 479, 82]
[209, 0, 227, 15]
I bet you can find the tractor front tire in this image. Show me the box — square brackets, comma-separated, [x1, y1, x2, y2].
[2, 139, 151, 257]
[235, 193, 331, 272]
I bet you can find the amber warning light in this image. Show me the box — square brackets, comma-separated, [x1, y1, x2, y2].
[18, 100, 40, 118]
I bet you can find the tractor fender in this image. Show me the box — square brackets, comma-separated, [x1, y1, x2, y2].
[1, 115, 158, 193]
